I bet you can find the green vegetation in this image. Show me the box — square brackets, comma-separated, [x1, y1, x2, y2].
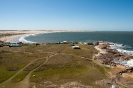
[12, 71, 29, 82]
[0, 66, 16, 83]
[24, 58, 46, 71]
[31, 65, 107, 86]
[0, 44, 109, 87]
[0, 45, 53, 83]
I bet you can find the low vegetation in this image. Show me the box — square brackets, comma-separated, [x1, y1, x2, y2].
[0, 66, 16, 83]
[0, 45, 52, 83]
[12, 71, 29, 82]
[24, 58, 46, 71]
[0, 44, 110, 87]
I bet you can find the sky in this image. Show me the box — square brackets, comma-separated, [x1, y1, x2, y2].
[0, 0, 133, 31]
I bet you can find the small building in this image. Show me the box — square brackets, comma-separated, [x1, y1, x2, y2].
[87, 42, 94, 45]
[0, 40, 4, 47]
[0, 44, 3, 47]
[72, 46, 80, 49]
[17, 42, 23, 45]
[68, 43, 75, 46]
[9, 43, 21, 47]
[3, 42, 10, 46]
[94, 41, 99, 46]
[63, 41, 68, 44]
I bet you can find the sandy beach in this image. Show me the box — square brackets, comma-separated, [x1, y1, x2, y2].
[0, 30, 64, 43]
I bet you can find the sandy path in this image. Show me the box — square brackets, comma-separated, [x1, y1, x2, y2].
[94, 46, 107, 56]
[0, 53, 58, 88]
[91, 45, 107, 65]
[0, 58, 44, 88]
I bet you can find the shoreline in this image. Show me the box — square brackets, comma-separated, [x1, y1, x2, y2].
[0, 30, 67, 43]
[94, 42, 133, 80]
[94, 42, 133, 68]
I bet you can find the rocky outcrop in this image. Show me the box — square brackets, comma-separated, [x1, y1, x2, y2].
[95, 43, 133, 67]
[117, 67, 133, 75]
[99, 43, 109, 49]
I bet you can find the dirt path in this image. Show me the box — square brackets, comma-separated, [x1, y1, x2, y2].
[15, 71, 32, 88]
[0, 58, 41, 88]
[91, 46, 106, 66]
[0, 56, 49, 88]
[94, 46, 107, 56]
[0, 52, 58, 88]
[16, 53, 58, 88]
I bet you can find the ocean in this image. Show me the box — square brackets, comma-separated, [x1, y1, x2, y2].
[14, 31, 133, 56]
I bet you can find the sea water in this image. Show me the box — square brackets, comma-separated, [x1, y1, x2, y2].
[25, 31, 133, 48]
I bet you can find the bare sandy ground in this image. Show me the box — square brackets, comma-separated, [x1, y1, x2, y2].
[0, 30, 64, 43]
[94, 43, 107, 57]
[0, 35, 21, 43]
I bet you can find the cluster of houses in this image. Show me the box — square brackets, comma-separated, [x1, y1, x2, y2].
[0, 40, 24, 47]
[0, 40, 99, 48]
[68, 41, 99, 49]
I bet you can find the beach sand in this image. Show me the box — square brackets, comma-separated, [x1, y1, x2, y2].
[0, 30, 63, 43]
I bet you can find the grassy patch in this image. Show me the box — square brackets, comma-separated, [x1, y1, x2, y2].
[12, 71, 29, 82]
[0, 44, 109, 87]
[0, 66, 16, 83]
[30, 66, 88, 83]
[24, 58, 46, 71]
[0, 45, 52, 83]
[30, 65, 107, 86]
[29, 44, 107, 87]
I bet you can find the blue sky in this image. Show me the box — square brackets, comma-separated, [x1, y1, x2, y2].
[0, 0, 133, 31]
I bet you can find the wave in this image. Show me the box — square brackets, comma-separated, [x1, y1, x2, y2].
[18, 34, 37, 43]
[13, 31, 59, 43]
[109, 42, 133, 56]
[125, 59, 133, 67]
[113, 58, 133, 67]
[12, 34, 39, 43]
[109, 42, 133, 67]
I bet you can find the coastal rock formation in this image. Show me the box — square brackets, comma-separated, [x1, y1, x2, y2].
[117, 67, 133, 75]
[98, 43, 109, 49]
[95, 43, 133, 66]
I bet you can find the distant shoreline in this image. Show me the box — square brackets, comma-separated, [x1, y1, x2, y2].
[0, 30, 70, 43]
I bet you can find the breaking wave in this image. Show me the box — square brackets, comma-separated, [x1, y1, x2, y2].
[13, 34, 38, 43]
[18, 34, 37, 43]
[109, 43, 133, 67]
[113, 58, 133, 67]
[109, 43, 133, 56]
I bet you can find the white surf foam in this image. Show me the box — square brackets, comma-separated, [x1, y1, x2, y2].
[16, 31, 57, 43]
[113, 58, 133, 67]
[18, 34, 37, 43]
[116, 49, 133, 56]
[125, 59, 133, 67]
[109, 42, 133, 67]
[109, 43, 133, 56]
